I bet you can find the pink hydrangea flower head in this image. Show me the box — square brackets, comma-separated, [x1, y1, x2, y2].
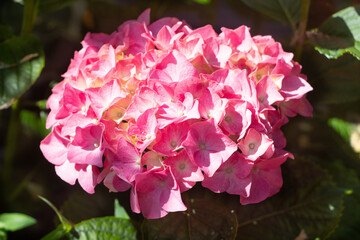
[40, 9, 313, 219]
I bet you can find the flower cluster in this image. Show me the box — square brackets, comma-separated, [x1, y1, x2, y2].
[40, 9, 313, 219]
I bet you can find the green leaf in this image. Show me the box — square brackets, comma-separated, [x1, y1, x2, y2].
[143, 212, 189, 240]
[20, 109, 50, 138]
[0, 230, 6, 240]
[315, 55, 360, 103]
[192, 0, 211, 5]
[0, 25, 13, 42]
[38, 0, 76, 13]
[114, 199, 129, 220]
[67, 217, 137, 240]
[307, 5, 360, 60]
[41, 224, 70, 240]
[325, 161, 360, 239]
[143, 159, 343, 239]
[36, 99, 48, 110]
[143, 197, 237, 240]
[328, 118, 354, 142]
[0, 213, 36, 232]
[0, 34, 44, 110]
[235, 159, 343, 239]
[240, 0, 301, 29]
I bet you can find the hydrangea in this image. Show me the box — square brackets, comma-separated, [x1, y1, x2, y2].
[40, 9, 313, 219]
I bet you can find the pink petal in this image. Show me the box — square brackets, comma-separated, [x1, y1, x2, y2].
[40, 126, 69, 165]
[163, 150, 204, 192]
[202, 152, 253, 196]
[240, 175, 270, 205]
[86, 79, 126, 118]
[54, 160, 79, 185]
[77, 164, 99, 194]
[112, 137, 143, 183]
[134, 168, 186, 219]
[67, 124, 105, 167]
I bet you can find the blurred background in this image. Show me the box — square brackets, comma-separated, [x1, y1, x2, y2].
[1, 0, 360, 239]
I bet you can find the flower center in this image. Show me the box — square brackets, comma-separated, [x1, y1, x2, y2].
[178, 162, 186, 170]
[170, 140, 177, 148]
[199, 143, 206, 150]
[116, 111, 123, 118]
[93, 142, 100, 148]
[252, 165, 260, 174]
[225, 166, 233, 174]
[159, 180, 167, 188]
[249, 143, 255, 150]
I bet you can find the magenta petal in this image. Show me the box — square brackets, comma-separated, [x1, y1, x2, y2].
[260, 167, 283, 197]
[280, 75, 313, 100]
[161, 185, 187, 212]
[130, 187, 141, 214]
[62, 83, 88, 114]
[240, 175, 270, 205]
[238, 128, 273, 161]
[112, 137, 143, 183]
[155, 50, 198, 83]
[256, 76, 284, 107]
[153, 122, 189, 156]
[86, 79, 125, 118]
[163, 150, 204, 192]
[103, 171, 132, 192]
[67, 124, 105, 167]
[183, 118, 237, 177]
[77, 164, 99, 194]
[40, 126, 69, 165]
[137, 8, 150, 25]
[202, 152, 253, 196]
[134, 168, 186, 219]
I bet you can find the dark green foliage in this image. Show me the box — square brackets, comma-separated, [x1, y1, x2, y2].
[0, 34, 44, 109]
[235, 159, 343, 240]
[308, 5, 360, 60]
[328, 118, 354, 142]
[240, 0, 301, 29]
[143, 159, 344, 240]
[68, 217, 137, 240]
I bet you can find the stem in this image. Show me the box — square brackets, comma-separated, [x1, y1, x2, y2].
[2, 101, 20, 185]
[21, 0, 40, 35]
[181, 191, 193, 240]
[293, 0, 311, 61]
